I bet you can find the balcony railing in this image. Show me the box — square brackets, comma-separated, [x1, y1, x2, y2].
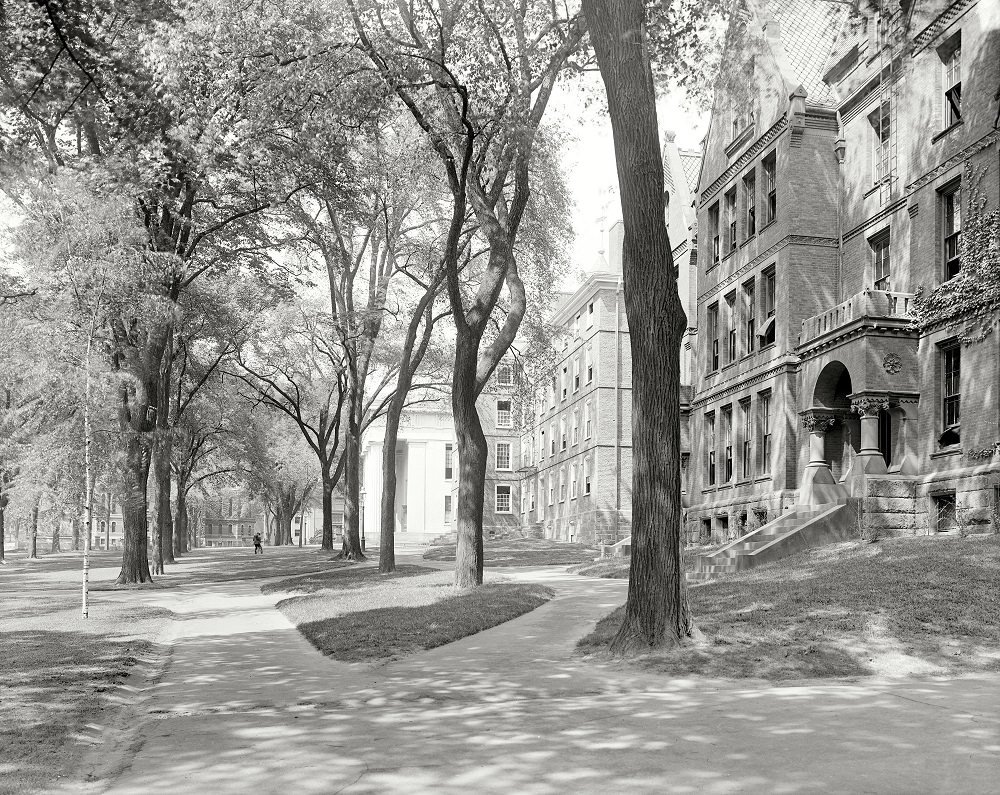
[799, 290, 915, 346]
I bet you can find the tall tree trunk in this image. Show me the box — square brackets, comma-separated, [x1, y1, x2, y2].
[452, 338, 487, 587]
[29, 502, 38, 559]
[0, 500, 6, 563]
[71, 516, 80, 551]
[152, 447, 174, 567]
[583, 0, 691, 652]
[51, 521, 61, 553]
[115, 434, 154, 584]
[379, 413, 401, 573]
[174, 485, 187, 556]
[104, 491, 112, 550]
[379, 292, 437, 574]
[339, 422, 365, 560]
[321, 472, 334, 551]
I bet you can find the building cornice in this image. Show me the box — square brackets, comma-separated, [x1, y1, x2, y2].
[699, 117, 788, 207]
[698, 235, 836, 303]
[912, 0, 976, 55]
[843, 195, 907, 241]
[795, 317, 919, 359]
[690, 359, 799, 409]
[550, 272, 623, 326]
[904, 130, 1000, 195]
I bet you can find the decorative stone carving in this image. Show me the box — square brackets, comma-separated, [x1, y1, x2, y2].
[852, 397, 891, 418]
[801, 412, 839, 432]
[883, 352, 902, 374]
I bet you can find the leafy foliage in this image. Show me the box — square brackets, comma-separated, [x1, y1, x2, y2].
[912, 161, 1000, 342]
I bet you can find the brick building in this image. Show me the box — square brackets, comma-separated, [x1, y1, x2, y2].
[687, 0, 1000, 545]
[520, 136, 702, 544]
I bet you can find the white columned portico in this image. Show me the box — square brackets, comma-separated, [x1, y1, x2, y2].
[405, 441, 427, 537]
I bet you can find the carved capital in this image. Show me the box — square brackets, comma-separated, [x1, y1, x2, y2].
[852, 397, 890, 418]
[801, 412, 839, 432]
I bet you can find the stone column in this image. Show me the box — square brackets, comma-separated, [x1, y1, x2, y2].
[798, 411, 845, 506]
[852, 396, 890, 474]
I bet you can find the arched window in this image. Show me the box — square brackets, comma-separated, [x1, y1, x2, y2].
[572, 410, 580, 445]
[585, 401, 593, 439]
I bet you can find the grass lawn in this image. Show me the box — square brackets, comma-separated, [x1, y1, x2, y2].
[274, 567, 553, 662]
[578, 534, 1000, 680]
[0, 560, 172, 794]
[424, 536, 597, 566]
[261, 563, 433, 595]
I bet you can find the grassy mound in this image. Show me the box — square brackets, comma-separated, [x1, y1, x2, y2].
[277, 568, 553, 662]
[424, 536, 597, 566]
[293, 583, 553, 662]
[579, 534, 1000, 680]
[261, 563, 435, 595]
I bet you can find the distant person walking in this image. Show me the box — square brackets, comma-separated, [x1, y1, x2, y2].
[253, 533, 263, 555]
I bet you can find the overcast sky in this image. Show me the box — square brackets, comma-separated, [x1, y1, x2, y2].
[550, 73, 709, 285]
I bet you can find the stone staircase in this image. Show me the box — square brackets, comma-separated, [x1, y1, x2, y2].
[690, 500, 856, 582]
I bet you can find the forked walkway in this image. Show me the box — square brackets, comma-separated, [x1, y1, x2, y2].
[90, 551, 999, 794]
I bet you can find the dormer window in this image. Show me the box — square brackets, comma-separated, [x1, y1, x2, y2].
[496, 363, 513, 387]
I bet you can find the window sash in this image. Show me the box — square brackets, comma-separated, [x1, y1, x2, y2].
[943, 347, 961, 427]
[495, 486, 511, 513]
[873, 237, 891, 289]
[496, 443, 511, 470]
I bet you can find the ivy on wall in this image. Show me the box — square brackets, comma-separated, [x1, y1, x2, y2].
[912, 161, 1000, 342]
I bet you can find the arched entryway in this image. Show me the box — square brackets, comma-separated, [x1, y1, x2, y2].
[810, 362, 859, 481]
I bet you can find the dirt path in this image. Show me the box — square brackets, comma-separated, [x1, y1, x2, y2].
[85, 549, 999, 794]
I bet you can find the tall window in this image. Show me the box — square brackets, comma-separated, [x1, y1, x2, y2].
[573, 358, 580, 391]
[743, 170, 756, 239]
[495, 485, 512, 514]
[495, 442, 511, 471]
[585, 345, 593, 383]
[706, 412, 716, 486]
[943, 43, 962, 126]
[743, 279, 756, 354]
[571, 463, 578, 498]
[587, 300, 595, 327]
[445, 444, 454, 479]
[530, 483, 536, 511]
[584, 457, 592, 495]
[725, 187, 737, 254]
[722, 405, 733, 482]
[550, 422, 556, 455]
[943, 343, 961, 432]
[572, 410, 580, 445]
[759, 391, 772, 474]
[560, 417, 567, 450]
[561, 366, 568, 400]
[707, 302, 720, 371]
[871, 232, 891, 290]
[725, 292, 737, 364]
[740, 398, 753, 479]
[559, 468, 567, 501]
[548, 475, 554, 505]
[549, 376, 556, 409]
[943, 183, 962, 279]
[496, 399, 512, 428]
[539, 429, 545, 460]
[709, 202, 720, 265]
[761, 267, 776, 346]
[584, 400, 593, 439]
[496, 363, 513, 386]
[762, 152, 776, 225]
[871, 104, 891, 185]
